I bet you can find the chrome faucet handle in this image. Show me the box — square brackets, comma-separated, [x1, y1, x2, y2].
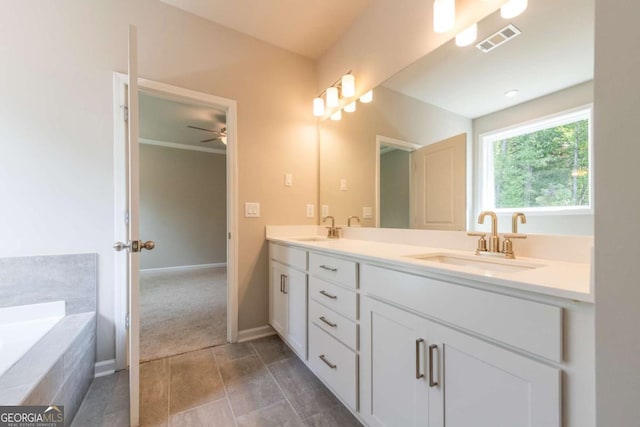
[467, 232, 488, 254]
[503, 233, 527, 239]
[467, 232, 486, 237]
[502, 233, 526, 259]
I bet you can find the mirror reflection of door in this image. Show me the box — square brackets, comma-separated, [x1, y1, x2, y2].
[380, 146, 411, 228]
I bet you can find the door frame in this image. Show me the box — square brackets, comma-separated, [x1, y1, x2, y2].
[374, 135, 420, 228]
[113, 73, 239, 370]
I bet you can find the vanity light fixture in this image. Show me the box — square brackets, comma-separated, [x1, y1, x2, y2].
[344, 101, 356, 113]
[330, 109, 342, 121]
[504, 89, 519, 97]
[326, 87, 339, 108]
[455, 23, 478, 47]
[433, 0, 455, 33]
[341, 74, 355, 98]
[360, 90, 373, 103]
[501, 0, 527, 19]
[313, 97, 325, 117]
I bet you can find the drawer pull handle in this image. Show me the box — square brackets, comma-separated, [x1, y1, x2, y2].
[319, 354, 337, 369]
[320, 290, 337, 300]
[282, 275, 288, 294]
[429, 344, 439, 387]
[280, 274, 284, 293]
[415, 338, 424, 379]
[319, 316, 337, 328]
[320, 265, 338, 272]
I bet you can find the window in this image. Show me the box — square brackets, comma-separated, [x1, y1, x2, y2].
[480, 107, 592, 212]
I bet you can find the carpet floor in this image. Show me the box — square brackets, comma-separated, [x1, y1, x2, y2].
[140, 267, 227, 362]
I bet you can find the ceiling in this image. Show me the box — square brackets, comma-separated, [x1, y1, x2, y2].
[159, 0, 372, 59]
[139, 92, 227, 151]
[383, 0, 594, 119]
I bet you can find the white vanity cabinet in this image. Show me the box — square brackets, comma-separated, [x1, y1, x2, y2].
[269, 243, 308, 358]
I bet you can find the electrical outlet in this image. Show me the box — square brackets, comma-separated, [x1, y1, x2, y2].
[340, 179, 348, 191]
[306, 204, 314, 218]
[285, 173, 293, 187]
[245, 202, 260, 218]
[321, 205, 329, 218]
[363, 206, 373, 219]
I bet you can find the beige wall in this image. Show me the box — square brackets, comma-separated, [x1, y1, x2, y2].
[472, 81, 594, 235]
[594, 1, 640, 425]
[380, 150, 410, 228]
[319, 86, 471, 226]
[139, 144, 226, 270]
[0, 0, 317, 361]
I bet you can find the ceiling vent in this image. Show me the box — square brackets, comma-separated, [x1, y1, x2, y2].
[475, 24, 522, 53]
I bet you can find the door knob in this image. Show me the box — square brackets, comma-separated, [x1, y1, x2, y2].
[113, 241, 130, 251]
[113, 240, 155, 252]
[140, 240, 155, 251]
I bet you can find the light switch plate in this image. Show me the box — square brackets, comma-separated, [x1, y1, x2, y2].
[306, 204, 314, 218]
[245, 202, 260, 218]
[340, 179, 348, 191]
[363, 206, 373, 219]
[285, 173, 293, 187]
[321, 205, 329, 218]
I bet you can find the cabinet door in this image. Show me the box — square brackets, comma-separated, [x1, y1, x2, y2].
[361, 297, 430, 427]
[284, 267, 307, 358]
[428, 322, 561, 427]
[270, 261, 288, 336]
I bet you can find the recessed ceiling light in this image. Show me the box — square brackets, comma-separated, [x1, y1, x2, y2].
[505, 89, 519, 98]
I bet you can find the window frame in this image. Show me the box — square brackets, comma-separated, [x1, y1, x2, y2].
[478, 104, 594, 216]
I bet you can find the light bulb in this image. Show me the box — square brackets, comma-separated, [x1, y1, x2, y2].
[341, 74, 355, 98]
[344, 101, 356, 113]
[501, 0, 527, 19]
[326, 87, 339, 108]
[313, 97, 325, 117]
[433, 0, 455, 33]
[360, 90, 373, 103]
[330, 109, 342, 121]
[455, 23, 477, 47]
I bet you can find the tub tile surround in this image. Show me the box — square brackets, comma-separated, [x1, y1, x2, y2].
[266, 225, 593, 301]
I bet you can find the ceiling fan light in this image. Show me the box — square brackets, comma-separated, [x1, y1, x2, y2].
[433, 0, 455, 33]
[341, 74, 355, 98]
[313, 97, 325, 117]
[326, 87, 339, 108]
[455, 23, 477, 47]
[501, 0, 527, 19]
[360, 90, 373, 103]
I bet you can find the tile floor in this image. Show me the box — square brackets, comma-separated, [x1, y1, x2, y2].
[72, 335, 362, 427]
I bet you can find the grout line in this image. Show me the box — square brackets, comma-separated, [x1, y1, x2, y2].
[166, 358, 172, 427]
[251, 342, 307, 425]
[212, 347, 239, 427]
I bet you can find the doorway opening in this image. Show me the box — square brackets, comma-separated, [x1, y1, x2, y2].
[113, 74, 238, 371]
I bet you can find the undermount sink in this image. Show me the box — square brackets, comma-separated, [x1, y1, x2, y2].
[292, 236, 330, 242]
[406, 253, 544, 274]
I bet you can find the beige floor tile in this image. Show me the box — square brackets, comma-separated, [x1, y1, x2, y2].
[169, 348, 226, 414]
[169, 398, 235, 427]
[251, 335, 294, 365]
[236, 400, 304, 427]
[225, 368, 286, 417]
[140, 359, 170, 427]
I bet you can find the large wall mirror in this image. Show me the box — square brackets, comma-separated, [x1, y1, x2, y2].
[319, 0, 594, 235]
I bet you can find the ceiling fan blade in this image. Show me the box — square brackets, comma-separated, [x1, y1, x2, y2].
[188, 125, 218, 133]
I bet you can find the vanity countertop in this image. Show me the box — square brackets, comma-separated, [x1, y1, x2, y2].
[267, 236, 593, 303]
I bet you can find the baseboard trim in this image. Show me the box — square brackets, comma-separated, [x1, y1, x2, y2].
[94, 359, 116, 378]
[140, 263, 227, 274]
[238, 325, 276, 342]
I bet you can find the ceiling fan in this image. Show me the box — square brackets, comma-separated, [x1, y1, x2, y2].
[187, 125, 227, 145]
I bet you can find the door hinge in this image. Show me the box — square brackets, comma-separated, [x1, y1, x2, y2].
[125, 312, 130, 330]
[122, 105, 129, 122]
[124, 211, 129, 225]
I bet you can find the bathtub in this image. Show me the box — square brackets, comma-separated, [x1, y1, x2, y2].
[0, 301, 65, 377]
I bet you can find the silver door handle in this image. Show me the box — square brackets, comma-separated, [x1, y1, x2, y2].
[416, 339, 424, 379]
[113, 240, 155, 253]
[319, 354, 337, 369]
[319, 316, 337, 328]
[320, 265, 338, 272]
[429, 344, 439, 387]
[319, 290, 337, 300]
[113, 241, 130, 251]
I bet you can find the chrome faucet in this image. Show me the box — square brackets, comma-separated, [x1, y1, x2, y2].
[478, 211, 500, 253]
[347, 215, 360, 227]
[323, 216, 341, 239]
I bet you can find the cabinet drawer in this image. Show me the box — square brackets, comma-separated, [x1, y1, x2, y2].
[361, 264, 563, 362]
[270, 243, 307, 270]
[309, 252, 357, 288]
[309, 323, 358, 411]
[309, 277, 357, 320]
[309, 299, 358, 351]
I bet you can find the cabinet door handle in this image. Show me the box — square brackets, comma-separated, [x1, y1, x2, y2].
[320, 265, 338, 272]
[319, 316, 337, 328]
[319, 290, 337, 300]
[429, 344, 439, 387]
[280, 274, 284, 293]
[283, 275, 288, 294]
[319, 354, 337, 369]
[416, 338, 425, 379]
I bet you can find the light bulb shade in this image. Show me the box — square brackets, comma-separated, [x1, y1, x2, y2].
[501, 0, 527, 19]
[455, 23, 477, 47]
[326, 87, 339, 108]
[341, 74, 355, 98]
[313, 97, 325, 117]
[344, 101, 356, 113]
[433, 0, 455, 33]
[360, 90, 373, 103]
[330, 109, 342, 120]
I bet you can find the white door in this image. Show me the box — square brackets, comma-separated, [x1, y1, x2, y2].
[428, 322, 561, 427]
[285, 268, 307, 358]
[361, 297, 430, 427]
[411, 133, 466, 230]
[269, 261, 288, 336]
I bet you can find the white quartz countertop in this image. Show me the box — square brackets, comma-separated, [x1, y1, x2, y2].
[267, 236, 593, 303]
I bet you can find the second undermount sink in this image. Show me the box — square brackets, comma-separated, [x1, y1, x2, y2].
[406, 253, 544, 274]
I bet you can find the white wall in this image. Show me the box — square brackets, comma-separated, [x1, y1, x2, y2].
[594, 1, 640, 425]
[139, 144, 226, 270]
[0, 0, 318, 362]
[472, 81, 594, 235]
